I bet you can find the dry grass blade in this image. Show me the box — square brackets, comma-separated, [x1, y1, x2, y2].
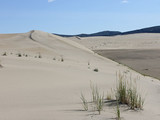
[116, 101, 121, 120]
[80, 93, 88, 111]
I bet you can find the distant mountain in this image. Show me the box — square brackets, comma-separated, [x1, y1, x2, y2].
[54, 26, 160, 37]
[54, 31, 121, 37]
[122, 26, 160, 35]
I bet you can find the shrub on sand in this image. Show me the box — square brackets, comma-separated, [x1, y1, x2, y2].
[93, 68, 98, 72]
[115, 72, 145, 110]
[2, 52, 7, 56]
[17, 53, 22, 57]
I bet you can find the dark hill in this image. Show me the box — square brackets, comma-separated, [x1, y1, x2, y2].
[54, 26, 160, 37]
[122, 26, 160, 35]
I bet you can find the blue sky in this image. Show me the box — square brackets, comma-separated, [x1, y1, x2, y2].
[0, 0, 160, 34]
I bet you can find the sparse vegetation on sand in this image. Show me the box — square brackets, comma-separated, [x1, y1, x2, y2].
[80, 72, 145, 118]
[17, 53, 22, 57]
[38, 53, 42, 58]
[53, 57, 56, 60]
[61, 57, 64, 62]
[96, 92, 104, 115]
[2, 52, 7, 56]
[0, 61, 3, 68]
[116, 101, 121, 120]
[115, 72, 145, 110]
[81, 82, 104, 114]
[93, 68, 98, 72]
[80, 93, 88, 111]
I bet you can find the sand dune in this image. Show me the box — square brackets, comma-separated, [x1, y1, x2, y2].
[71, 33, 160, 50]
[0, 31, 160, 120]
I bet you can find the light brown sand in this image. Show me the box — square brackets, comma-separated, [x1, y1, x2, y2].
[0, 31, 160, 120]
[94, 49, 160, 80]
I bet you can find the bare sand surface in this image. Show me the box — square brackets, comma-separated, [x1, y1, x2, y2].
[0, 31, 160, 120]
[94, 49, 160, 80]
[71, 33, 160, 50]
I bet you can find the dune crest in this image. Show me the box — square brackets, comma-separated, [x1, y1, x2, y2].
[0, 31, 160, 120]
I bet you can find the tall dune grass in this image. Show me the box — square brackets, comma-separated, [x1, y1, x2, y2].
[81, 82, 104, 114]
[80, 93, 88, 111]
[115, 72, 145, 110]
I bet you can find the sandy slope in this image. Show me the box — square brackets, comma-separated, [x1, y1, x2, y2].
[0, 31, 160, 120]
[71, 33, 160, 50]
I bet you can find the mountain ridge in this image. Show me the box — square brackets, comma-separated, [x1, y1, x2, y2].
[54, 26, 160, 37]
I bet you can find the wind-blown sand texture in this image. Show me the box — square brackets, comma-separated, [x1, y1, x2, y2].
[0, 31, 160, 120]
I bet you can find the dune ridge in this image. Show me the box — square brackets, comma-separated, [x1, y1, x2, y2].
[0, 31, 160, 120]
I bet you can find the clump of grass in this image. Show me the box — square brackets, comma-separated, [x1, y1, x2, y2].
[53, 57, 56, 60]
[116, 72, 128, 104]
[38, 53, 42, 58]
[2, 52, 7, 56]
[96, 93, 104, 115]
[61, 57, 64, 62]
[90, 82, 104, 114]
[80, 93, 88, 111]
[90, 82, 98, 102]
[88, 62, 90, 69]
[17, 53, 22, 57]
[93, 68, 98, 72]
[115, 72, 145, 110]
[127, 83, 145, 110]
[80, 82, 104, 114]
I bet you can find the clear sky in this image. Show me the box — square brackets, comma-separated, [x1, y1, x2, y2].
[0, 0, 160, 34]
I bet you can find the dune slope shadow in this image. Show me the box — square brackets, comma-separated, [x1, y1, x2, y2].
[94, 49, 160, 80]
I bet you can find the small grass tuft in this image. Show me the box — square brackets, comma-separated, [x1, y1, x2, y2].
[0, 61, 3, 68]
[2, 52, 7, 56]
[93, 68, 98, 72]
[38, 53, 42, 58]
[61, 57, 64, 62]
[80, 93, 88, 111]
[96, 93, 104, 115]
[90, 82, 104, 114]
[116, 101, 121, 120]
[17, 53, 22, 57]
